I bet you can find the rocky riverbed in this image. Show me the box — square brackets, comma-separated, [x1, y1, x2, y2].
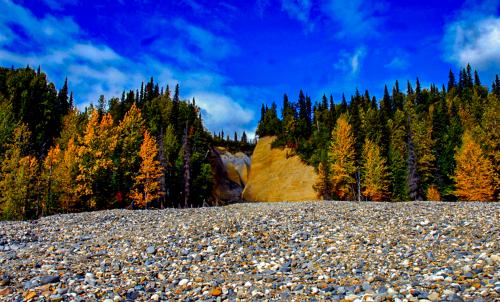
[0, 201, 498, 302]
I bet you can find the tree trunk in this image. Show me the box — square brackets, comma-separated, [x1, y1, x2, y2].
[183, 122, 191, 208]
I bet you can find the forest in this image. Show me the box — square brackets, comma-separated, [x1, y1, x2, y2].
[0, 66, 252, 220]
[256, 65, 499, 202]
[0, 65, 498, 220]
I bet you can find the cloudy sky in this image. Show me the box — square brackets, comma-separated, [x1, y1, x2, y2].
[1, 0, 499, 136]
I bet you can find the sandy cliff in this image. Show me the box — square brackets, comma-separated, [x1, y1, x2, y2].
[242, 136, 318, 201]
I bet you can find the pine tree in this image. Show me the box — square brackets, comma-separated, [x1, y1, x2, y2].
[0, 99, 17, 155]
[474, 70, 481, 87]
[130, 131, 164, 208]
[361, 138, 390, 201]
[388, 110, 408, 201]
[58, 77, 70, 114]
[241, 131, 248, 144]
[454, 131, 495, 201]
[448, 69, 456, 92]
[328, 114, 356, 200]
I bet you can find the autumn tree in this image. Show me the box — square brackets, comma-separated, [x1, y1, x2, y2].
[454, 131, 495, 201]
[115, 103, 146, 204]
[362, 138, 390, 201]
[313, 162, 331, 199]
[329, 114, 356, 200]
[53, 138, 80, 212]
[426, 185, 441, 201]
[76, 110, 118, 209]
[130, 131, 164, 208]
[41, 144, 61, 215]
[0, 124, 39, 220]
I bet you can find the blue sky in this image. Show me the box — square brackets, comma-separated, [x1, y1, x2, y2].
[1, 0, 499, 136]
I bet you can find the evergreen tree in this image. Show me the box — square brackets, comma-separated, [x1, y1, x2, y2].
[388, 110, 408, 201]
[448, 69, 456, 92]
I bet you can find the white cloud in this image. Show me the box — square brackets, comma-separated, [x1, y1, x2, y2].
[71, 43, 122, 63]
[189, 92, 255, 134]
[444, 17, 500, 69]
[442, 0, 500, 74]
[0, 0, 254, 135]
[335, 47, 367, 75]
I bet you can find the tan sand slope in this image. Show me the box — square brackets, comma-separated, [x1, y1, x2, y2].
[242, 136, 318, 201]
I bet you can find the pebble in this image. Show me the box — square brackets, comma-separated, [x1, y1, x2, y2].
[146, 245, 156, 254]
[0, 201, 497, 301]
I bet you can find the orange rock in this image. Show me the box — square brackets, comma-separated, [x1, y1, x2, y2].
[194, 277, 203, 283]
[23, 290, 37, 301]
[211, 287, 222, 297]
[0, 287, 13, 296]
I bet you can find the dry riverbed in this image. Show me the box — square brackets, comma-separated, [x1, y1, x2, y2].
[0, 201, 499, 301]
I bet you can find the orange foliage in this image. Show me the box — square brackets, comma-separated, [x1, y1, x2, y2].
[129, 131, 164, 207]
[53, 138, 80, 212]
[426, 185, 441, 201]
[454, 131, 495, 201]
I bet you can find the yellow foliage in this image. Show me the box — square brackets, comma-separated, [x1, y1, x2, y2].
[454, 131, 495, 201]
[53, 138, 80, 212]
[362, 138, 390, 201]
[0, 124, 39, 219]
[76, 110, 118, 209]
[329, 114, 356, 200]
[42, 145, 61, 215]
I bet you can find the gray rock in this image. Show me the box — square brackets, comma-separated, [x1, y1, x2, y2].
[40, 275, 60, 285]
[146, 245, 156, 254]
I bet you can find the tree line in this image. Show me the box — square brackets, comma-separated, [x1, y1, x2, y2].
[256, 65, 499, 201]
[0, 66, 251, 220]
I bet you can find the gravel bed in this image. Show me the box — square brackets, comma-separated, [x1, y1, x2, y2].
[0, 201, 499, 301]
